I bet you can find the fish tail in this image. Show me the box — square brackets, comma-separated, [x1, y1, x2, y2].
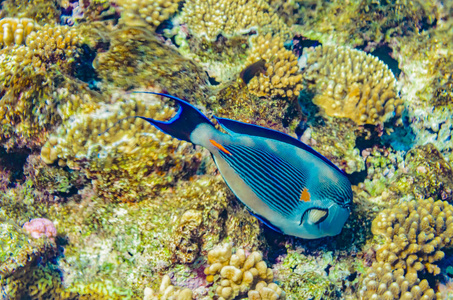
[133, 92, 215, 143]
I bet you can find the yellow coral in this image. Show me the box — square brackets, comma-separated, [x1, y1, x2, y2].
[40, 92, 201, 202]
[304, 45, 404, 125]
[144, 275, 193, 300]
[204, 243, 285, 300]
[359, 261, 440, 300]
[117, 0, 182, 28]
[246, 33, 303, 98]
[372, 198, 453, 275]
[0, 18, 38, 47]
[181, 0, 289, 41]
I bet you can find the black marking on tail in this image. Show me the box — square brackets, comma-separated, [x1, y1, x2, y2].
[133, 92, 214, 142]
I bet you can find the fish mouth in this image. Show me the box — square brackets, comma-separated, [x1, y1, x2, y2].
[300, 207, 329, 226]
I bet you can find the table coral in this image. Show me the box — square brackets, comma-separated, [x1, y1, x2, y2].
[245, 33, 303, 99]
[372, 198, 453, 275]
[117, 0, 181, 29]
[181, 0, 290, 41]
[304, 45, 404, 125]
[204, 243, 285, 300]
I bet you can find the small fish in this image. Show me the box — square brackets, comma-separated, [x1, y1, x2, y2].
[129, 92, 353, 239]
[240, 59, 266, 85]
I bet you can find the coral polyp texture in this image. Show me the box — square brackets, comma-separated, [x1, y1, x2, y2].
[144, 275, 193, 300]
[246, 33, 303, 98]
[0, 24, 82, 148]
[117, 0, 181, 28]
[359, 261, 440, 300]
[304, 45, 404, 125]
[181, 0, 289, 41]
[372, 198, 453, 275]
[40, 93, 203, 202]
[0, 18, 39, 47]
[204, 243, 285, 300]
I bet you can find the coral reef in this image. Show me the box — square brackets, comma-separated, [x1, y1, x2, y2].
[390, 144, 453, 201]
[92, 26, 208, 102]
[0, 24, 82, 149]
[40, 92, 202, 202]
[303, 45, 404, 125]
[181, 0, 289, 41]
[22, 218, 57, 242]
[0, 18, 38, 47]
[359, 261, 440, 299]
[1, 0, 61, 25]
[117, 0, 181, 29]
[144, 275, 193, 300]
[245, 33, 303, 98]
[372, 198, 453, 275]
[204, 243, 285, 300]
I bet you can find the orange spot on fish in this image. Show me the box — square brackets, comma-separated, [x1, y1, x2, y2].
[300, 188, 311, 202]
[210, 139, 231, 155]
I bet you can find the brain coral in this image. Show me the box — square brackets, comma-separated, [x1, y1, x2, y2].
[372, 198, 453, 275]
[245, 33, 303, 98]
[304, 45, 404, 125]
[181, 0, 289, 41]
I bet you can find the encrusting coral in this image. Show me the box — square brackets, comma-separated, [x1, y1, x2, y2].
[204, 243, 285, 300]
[245, 33, 303, 98]
[0, 24, 82, 148]
[0, 18, 39, 47]
[181, 0, 289, 41]
[359, 261, 440, 300]
[303, 45, 404, 125]
[116, 0, 182, 29]
[372, 198, 453, 275]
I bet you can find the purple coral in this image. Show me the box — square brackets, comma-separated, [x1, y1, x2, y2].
[23, 218, 57, 242]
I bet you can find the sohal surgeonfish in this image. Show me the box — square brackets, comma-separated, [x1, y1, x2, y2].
[130, 92, 353, 239]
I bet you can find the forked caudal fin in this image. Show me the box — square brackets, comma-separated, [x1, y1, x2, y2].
[103, 92, 215, 143]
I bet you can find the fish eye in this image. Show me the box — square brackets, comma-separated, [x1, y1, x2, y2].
[300, 208, 329, 226]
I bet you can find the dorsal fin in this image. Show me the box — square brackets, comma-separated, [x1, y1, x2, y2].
[214, 116, 346, 175]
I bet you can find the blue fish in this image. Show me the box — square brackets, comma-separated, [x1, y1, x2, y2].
[131, 92, 353, 239]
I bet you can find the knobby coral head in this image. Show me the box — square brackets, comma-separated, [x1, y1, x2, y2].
[22, 218, 57, 242]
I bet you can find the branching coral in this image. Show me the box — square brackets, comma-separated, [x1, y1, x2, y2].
[245, 33, 303, 98]
[304, 45, 404, 125]
[204, 243, 285, 300]
[41, 93, 202, 202]
[0, 18, 39, 47]
[1, 0, 61, 25]
[181, 0, 290, 41]
[359, 261, 440, 300]
[117, 0, 181, 29]
[372, 198, 453, 275]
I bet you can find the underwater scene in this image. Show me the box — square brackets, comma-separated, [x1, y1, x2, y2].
[0, 0, 453, 299]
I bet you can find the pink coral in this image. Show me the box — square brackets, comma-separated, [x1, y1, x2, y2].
[22, 218, 57, 242]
